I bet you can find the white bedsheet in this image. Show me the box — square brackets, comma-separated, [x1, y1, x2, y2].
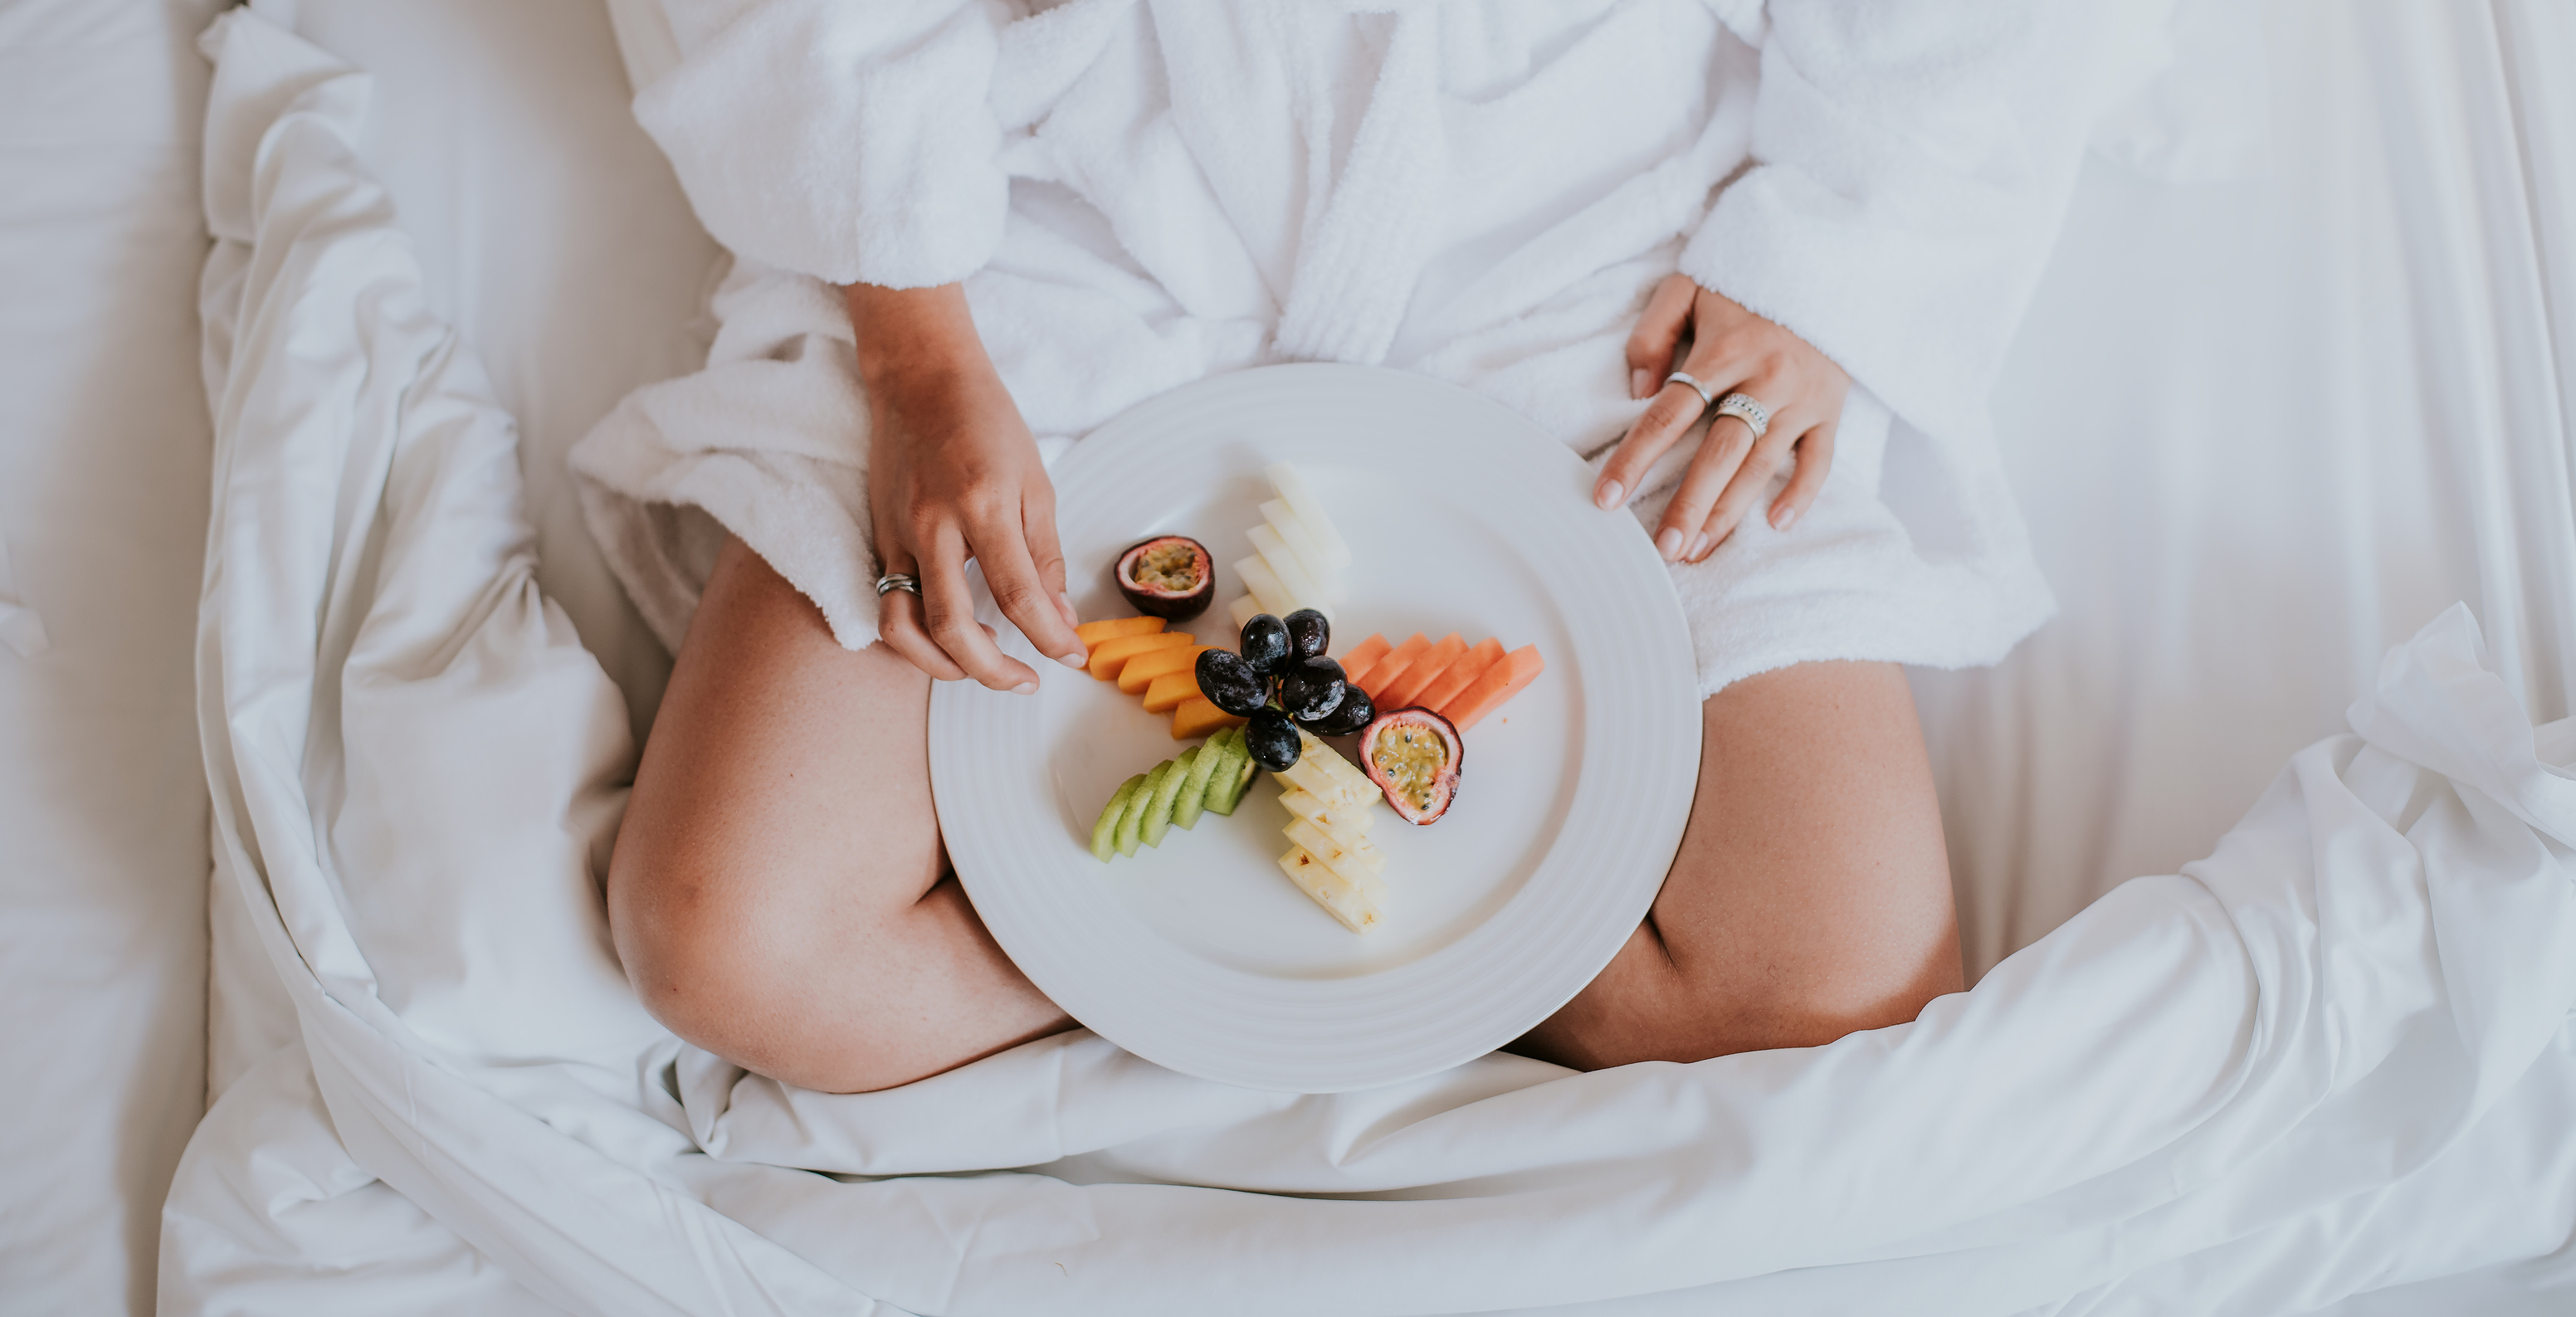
[0, 2, 225, 1313]
[160, 5, 2576, 1315]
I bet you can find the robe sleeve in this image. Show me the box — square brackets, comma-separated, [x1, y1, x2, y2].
[634, 0, 1013, 289]
[1679, 0, 2169, 437]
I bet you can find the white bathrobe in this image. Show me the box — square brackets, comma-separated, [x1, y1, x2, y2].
[575, 0, 2169, 693]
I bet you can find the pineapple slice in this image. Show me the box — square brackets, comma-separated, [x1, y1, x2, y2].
[1278, 754, 1375, 810]
[1277, 846, 1383, 934]
[1284, 817, 1388, 884]
[1277, 784, 1373, 850]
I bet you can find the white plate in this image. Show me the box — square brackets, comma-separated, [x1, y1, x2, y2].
[930, 363, 1699, 1091]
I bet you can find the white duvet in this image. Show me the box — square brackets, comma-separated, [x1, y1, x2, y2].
[163, 11, 2576, 1316]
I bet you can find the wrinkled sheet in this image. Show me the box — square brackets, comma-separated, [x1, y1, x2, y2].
[161, 7, 2576, 1315]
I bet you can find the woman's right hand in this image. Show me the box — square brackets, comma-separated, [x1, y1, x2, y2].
[847, 282, 1088, 691]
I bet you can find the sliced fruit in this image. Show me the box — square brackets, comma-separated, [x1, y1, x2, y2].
[1091, 773, 1149, 862]
[1276, 747, 1375, 810]
[1285, 816, 1388, 880]
[1139, 748, 1195, 848]
[1076, 616, 1165, 646]
[1277, 784, 1372, 851]
[1117, 643, 1215, 695]
[1141, 669, 1198, 714]
[1173, 736, 1227, 831]
[1414, 637, 1504, 716]
[1088, 630, 1192, 681]
[1276, 846, 1382, 934]
[1359, 707, 1462, 824]
[1265, 462, 1352, 568]
[1227, 594, 1263, 629]
[1336, 633, 1393, 686]
[1172, 695, 1248, 741]
[1115, 535, 1214, 621]
[1234, 555, 1299, 620]
[1247, 525, 1329, 612]
[1260, 500, 1344, 598]
[1355, 632, 1432, 700]
[1115, 759, 1170, 856]
[1376, 632, 1465, 711]
[1440, 643, 1545, 731]
[1203, 729, 1259, 815]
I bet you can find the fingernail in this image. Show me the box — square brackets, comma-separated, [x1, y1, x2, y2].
[1773, 505, 1800, 531]
[1687, 532, 1709, 560]
[1656, 527, 1683, 560]
[1629, 368, 1650, 400]
[1057, 591, 1080, 628]
[1012, 681, 1037, 695]
[1596, 480, 1623, 510]
[1057, 651, 1087, 669]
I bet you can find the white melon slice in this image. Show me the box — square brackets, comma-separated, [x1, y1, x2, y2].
[1277, 785, 1374, 849]
[1247, 526, 1330, 614]
[1285, 817, 1388, 882]
[1233, 555, 1298, 618]
[1227, 593, 1262, 629]
[1277, 846, 1383, 934]
[1265, 462, 1352, 569]
[1258, 500, 1346, 601]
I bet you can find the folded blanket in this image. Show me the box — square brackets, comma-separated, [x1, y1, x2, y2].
[168, 17, 2576, 1312]
[573, 0, 2174, 694]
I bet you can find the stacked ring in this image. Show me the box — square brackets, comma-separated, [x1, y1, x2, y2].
[875, 573, 921, 598]
[1713, 392, 1769, 440]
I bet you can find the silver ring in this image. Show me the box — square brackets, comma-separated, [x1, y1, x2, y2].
[873, 573, 920, 598]
[1713, 392, 1770, 440]
[1664, 370, 1716, 411]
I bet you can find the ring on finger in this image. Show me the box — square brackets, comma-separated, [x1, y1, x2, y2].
[1665, 370, 1717, 412]
[1713, 392, 1770, 440]
[874, 572, 921, 598]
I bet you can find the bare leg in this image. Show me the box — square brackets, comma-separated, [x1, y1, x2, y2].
[1515, 661, 1963, 1067]
[607, 536, 1071, 1093]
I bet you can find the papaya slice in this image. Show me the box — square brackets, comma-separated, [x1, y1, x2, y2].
[1414, 637, 1504, 715]
[1336, 633, 1393, 688]
[1088, 631, 1192, 681]
[1117, 643, 1214, 695]
[1076, 616, 1165, 646]
[1142, 669, 1201, 714]
[1441, 644, 1544, 730]
[1356, 632, 1431, 700]
[1377, 632, 1466, 710]
[1171, 695, 1247, 740]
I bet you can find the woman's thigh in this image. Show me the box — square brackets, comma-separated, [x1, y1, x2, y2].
[607, 535, 1070, 1092]
[1515, 660, 1962, 1069]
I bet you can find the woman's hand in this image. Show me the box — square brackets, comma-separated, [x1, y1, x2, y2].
[848, 282, 1088, 690]
[1596, 275, 1851, 563]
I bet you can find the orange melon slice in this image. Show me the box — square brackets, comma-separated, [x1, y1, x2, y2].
[1337, 633, 1394, 688]
[1142, 669, 1203, 714]
[1076, 616, 1165, 646]
[1355, 632, 1431, 700]
[1441, 644, 1544, 730]
[1415, 637, 1504, 715]
[1118, 644, 1214, 695]
[1171, 695, 1247, 740]
[1089, 631, 1192, 681]
[1377, 632, 1466, 710]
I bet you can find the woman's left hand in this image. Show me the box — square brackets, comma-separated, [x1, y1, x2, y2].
[1596, 274, 1850, 563]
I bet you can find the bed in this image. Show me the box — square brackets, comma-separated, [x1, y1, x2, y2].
[3, 0, 2572, 1313]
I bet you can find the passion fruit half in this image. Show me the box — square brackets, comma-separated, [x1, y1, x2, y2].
[1115, 535, 1213, 620]
[1358, 708, 1462, 825]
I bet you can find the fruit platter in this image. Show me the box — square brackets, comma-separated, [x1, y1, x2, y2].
[928, 363, 1700, 1092]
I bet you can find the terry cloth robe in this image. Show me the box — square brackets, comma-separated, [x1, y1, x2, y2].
[573, 0, 2174, 695]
